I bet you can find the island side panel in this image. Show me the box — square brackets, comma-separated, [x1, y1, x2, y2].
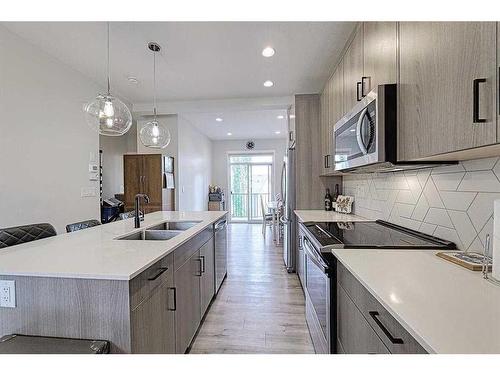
[0, 275, 131, 353]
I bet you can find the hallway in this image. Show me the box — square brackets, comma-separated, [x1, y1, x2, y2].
[190, 224, 314, 354]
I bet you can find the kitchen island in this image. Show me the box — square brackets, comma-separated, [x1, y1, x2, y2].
[0, 211, 228, 353]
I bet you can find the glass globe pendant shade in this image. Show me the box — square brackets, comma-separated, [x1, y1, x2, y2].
[84, 94, 132, 136]
[139, 119, 171, 149]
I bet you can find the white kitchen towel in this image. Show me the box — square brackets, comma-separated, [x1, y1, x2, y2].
[493, 200, 500, 280]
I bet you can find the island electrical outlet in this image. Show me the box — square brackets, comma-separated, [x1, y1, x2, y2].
[0, 280, 16, 308]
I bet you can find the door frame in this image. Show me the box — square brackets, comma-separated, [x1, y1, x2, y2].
[226, 150, 276, 223]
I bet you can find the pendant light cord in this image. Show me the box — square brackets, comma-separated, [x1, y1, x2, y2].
[153, 48, 157, 120]
[107, 22, 110, 95]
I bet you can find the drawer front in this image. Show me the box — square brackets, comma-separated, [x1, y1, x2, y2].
[174, 227, 213, 270]
[337, 284, 390, 354]
[130, 253, 174, 309]
[337, 262, 427, 354]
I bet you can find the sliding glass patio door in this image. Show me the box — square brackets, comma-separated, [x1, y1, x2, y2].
[229, 154, 273, 222]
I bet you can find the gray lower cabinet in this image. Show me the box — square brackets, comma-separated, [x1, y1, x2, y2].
[200, 238, 215, 315]
[337, 284, 389, 354]
[130, 279, 176, 353]
[175, 249, 202, 353]
[337, 262, 427, 354]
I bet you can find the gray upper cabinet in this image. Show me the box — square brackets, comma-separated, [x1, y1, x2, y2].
[398, 22, 497, 160]
[343, 25, 364, 114]
[200, 239, 215, 316]
[362, 22, 397, 93]
[175, 249, 202, 353]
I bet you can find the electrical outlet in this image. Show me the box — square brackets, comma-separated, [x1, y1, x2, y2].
[0, 280, 16, 308]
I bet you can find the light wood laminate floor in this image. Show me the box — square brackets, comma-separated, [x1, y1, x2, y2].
[190, 224, 314, 354]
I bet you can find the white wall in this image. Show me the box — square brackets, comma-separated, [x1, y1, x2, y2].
[211, 138, 287, 198]
[0, 26, 105, 234]
[177, 116, 212, 211]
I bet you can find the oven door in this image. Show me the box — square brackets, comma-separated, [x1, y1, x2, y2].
[303, 236, 331, 353]
[334, 96, 378, 171]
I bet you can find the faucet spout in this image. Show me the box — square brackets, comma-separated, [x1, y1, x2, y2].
[134, 194, 150, 228]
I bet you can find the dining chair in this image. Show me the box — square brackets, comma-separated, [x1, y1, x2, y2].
[118, 211, 144, 220]
[259, 195, 274, 238]
[65, 219, 101, 233]
[0, 223, 57, 249]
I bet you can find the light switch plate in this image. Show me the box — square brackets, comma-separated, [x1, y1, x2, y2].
[0, 280, 16, 308]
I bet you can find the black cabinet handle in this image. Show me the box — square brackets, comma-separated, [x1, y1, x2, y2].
[361, 76, 369, 97]
[325, 155, 330, 169]
[473, 78, 487, 123]
[148, 267, 168, 281]
[200, 256, 206, 273]
[369, 311, 404, 344]
[356, 82, 362, 101]
[196, 258, 203, 276]
[324, 155, 327, 169]
[168, 287, 176, 311]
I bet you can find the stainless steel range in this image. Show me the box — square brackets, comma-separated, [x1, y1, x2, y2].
[298, 220, 456, 354]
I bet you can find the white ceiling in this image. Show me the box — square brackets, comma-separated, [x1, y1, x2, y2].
[181, 109, 288, 141]
[1, 22, 356, 104]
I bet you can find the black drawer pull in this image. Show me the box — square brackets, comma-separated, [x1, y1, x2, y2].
[168, 287, 177, 311]
[148, 267, 168, 281]
[361, 76, 369, 97]
[200, 255, 206, 273]
[473, 78, 487, 123]
[369, 311, 404, 345]
[356, 81, 362, 101]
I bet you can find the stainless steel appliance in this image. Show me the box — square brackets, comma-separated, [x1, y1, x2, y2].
[214, 216, 228, 293]
[299, 220, 456, 353]
[333, 84, 455, 173]
[281, 129, 296, 272]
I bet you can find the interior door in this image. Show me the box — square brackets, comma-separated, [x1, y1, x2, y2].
[124, 155, 144, 210]
[143, 154, 162, 212]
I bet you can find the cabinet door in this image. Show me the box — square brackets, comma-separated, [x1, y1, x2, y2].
[131, 281, 175, 353]
[320, 84, 330, 174]
[329, 63, 344, 167]
[143, 154, 163, 210]
[175, 250, 202, 353]
[343, 26, 364, 114]
[399, 22, 497, 160]
[337, 284, 389, 354]
[362, 22, 397, 93]
[124, 155, 144, 207]
[200, 239, 215, 315]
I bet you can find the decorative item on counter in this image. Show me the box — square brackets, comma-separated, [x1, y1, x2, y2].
[335, 195, 353, 214]
[208, 185, 225, 202]
[324, 188, 333, 211]
[436, 251, 492, 272]
[332, 184, 340, 211]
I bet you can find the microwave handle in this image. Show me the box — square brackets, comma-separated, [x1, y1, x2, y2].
[356, 107, 369, 155]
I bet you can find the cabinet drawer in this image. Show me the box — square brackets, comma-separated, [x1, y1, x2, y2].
[337, 284, 389, 354]
[130, 253, 173, 309]
[337, 262, 427, 354]
[174, 228, 213, 270]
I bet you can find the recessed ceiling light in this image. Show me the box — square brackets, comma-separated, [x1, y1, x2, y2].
[216, 117, 223, 122]
[289, 114, 295, 119]
[277, 115, 284, 119]
[262, 47, 275, 57]
[275, 131, 281, 134]
[263, 80, 274, 88]
[127, 76, 139, 84]
[227, 132, 232, 136]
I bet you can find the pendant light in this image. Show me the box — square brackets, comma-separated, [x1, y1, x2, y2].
[139, 42, 171, 149]
[84, 22, 132, 136]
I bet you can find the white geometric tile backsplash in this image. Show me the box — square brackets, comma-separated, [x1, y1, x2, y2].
[342, 156, 500, 252]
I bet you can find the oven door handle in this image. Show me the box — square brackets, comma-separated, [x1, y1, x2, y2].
[303, 236, 328, 273]
[356, 107, 369, 155]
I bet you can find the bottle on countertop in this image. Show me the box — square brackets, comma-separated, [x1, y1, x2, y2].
[332, 184, 340, 211]
[324, 188, 333, 211]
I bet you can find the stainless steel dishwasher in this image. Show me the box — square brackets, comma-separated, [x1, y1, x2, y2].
[214, 216, 228, 293]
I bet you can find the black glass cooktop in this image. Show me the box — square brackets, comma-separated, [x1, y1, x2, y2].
[303, 220, 456, 250]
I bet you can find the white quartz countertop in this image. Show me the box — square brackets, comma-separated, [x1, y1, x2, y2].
[0, 211, 227, 281]
[294, 210, 368, 223]
[332, 248, 500, 354]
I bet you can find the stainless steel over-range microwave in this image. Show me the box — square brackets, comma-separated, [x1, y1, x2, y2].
[333, 84, 452, 173]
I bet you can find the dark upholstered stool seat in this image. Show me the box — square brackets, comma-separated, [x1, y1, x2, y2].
[65, 219, 101, 233]
[0, 223, 57, 248]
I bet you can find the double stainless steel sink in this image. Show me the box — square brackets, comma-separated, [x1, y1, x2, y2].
[117, 221, 201, 241]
